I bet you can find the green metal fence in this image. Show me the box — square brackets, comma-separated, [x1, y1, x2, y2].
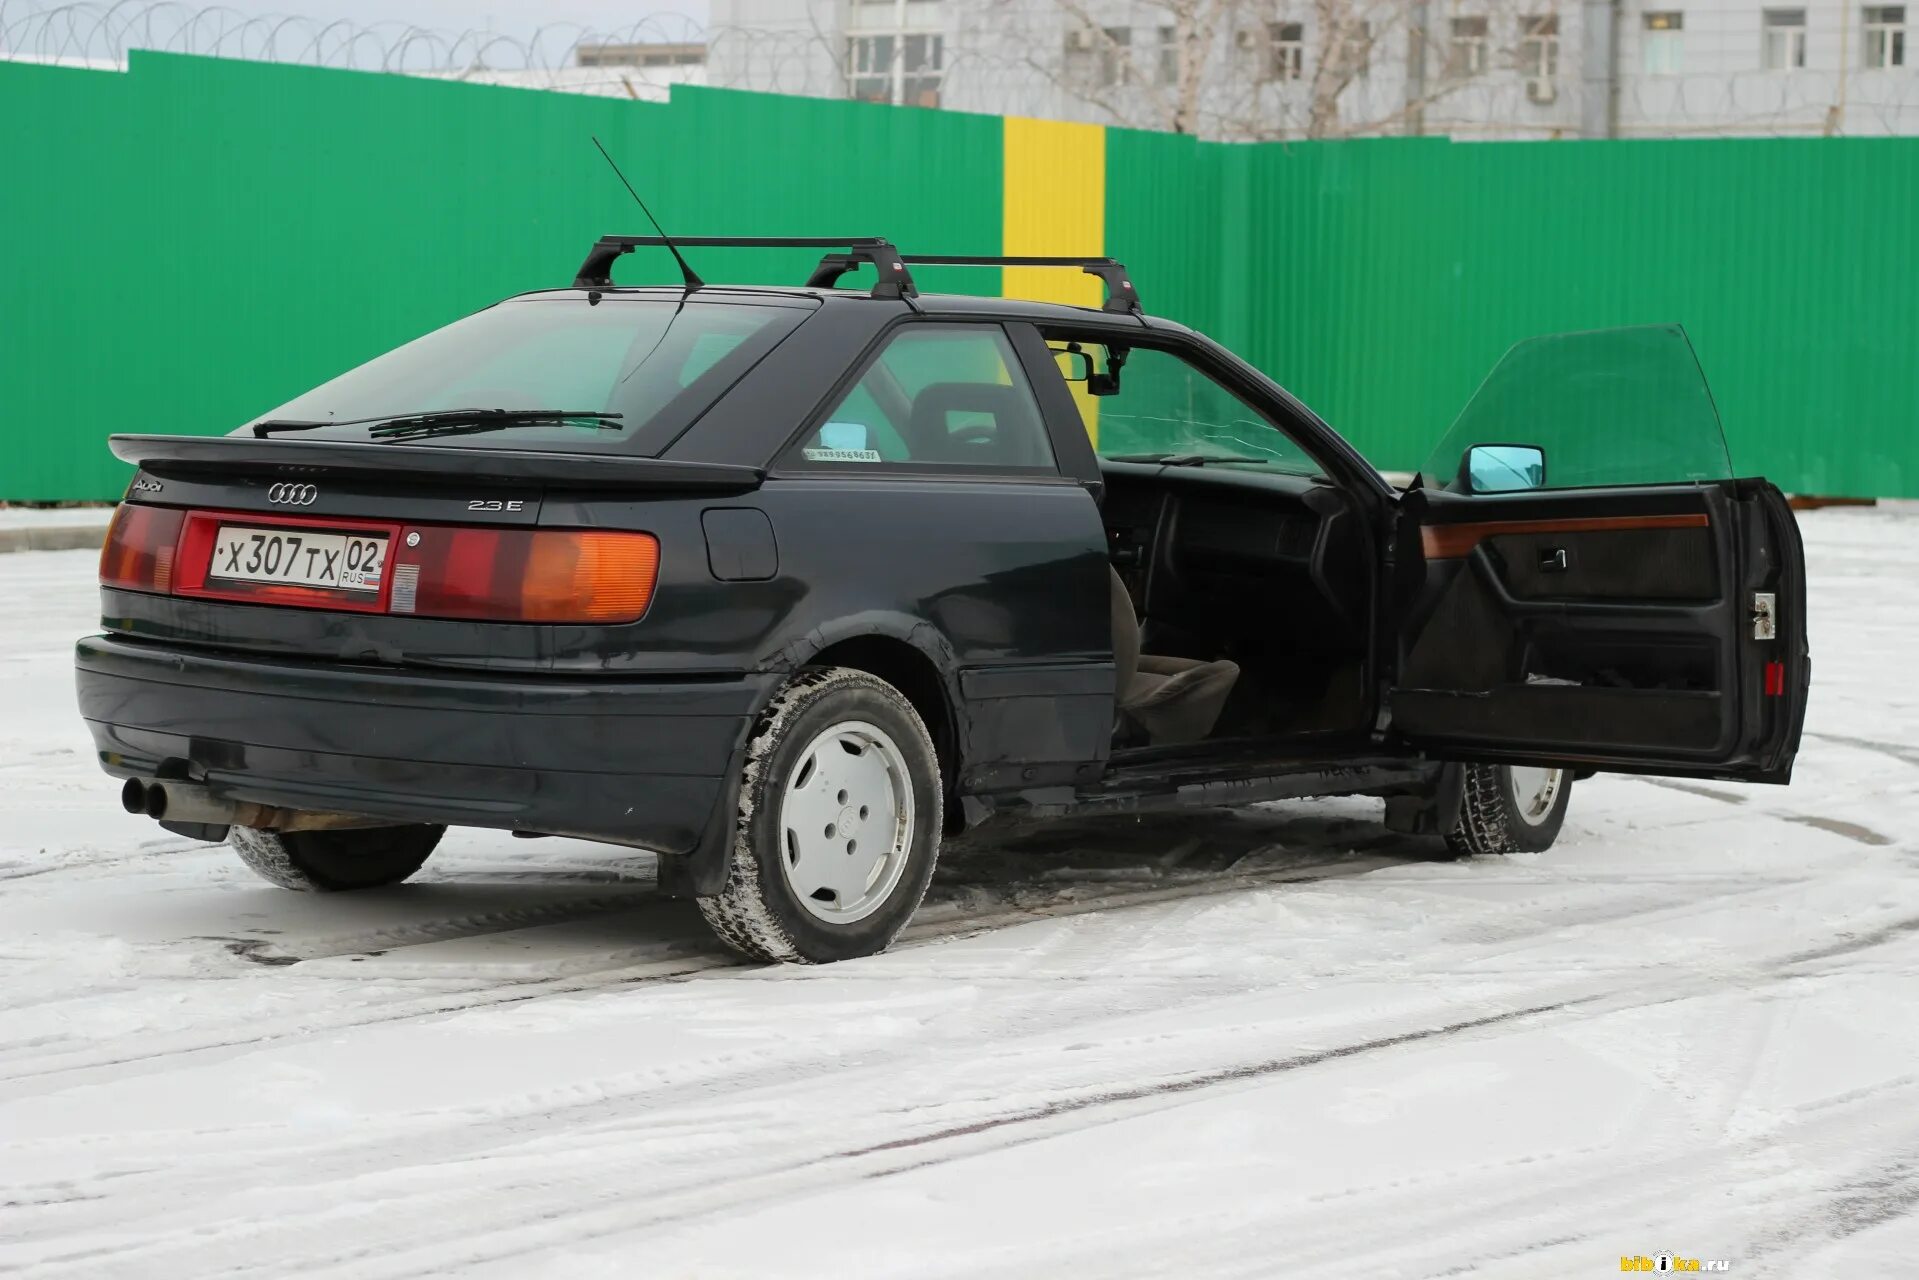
[0, 54, 1003, 500]
[1152, 134, 1919, 496]
[2, 50, 1915, 500]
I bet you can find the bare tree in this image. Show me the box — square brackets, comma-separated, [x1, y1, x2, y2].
[1006, 0, 1563, 140]
[1016, 0, 1229, 134]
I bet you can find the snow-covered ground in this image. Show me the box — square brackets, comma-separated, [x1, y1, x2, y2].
[2, 510, 1914, 1279]
[0, 506, 112, 532]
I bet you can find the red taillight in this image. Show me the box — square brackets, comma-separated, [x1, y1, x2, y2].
[396, 529, 659, 624]
[99, 505, 185, 593]
[154, 508, 659, 626]
[1765, 660, 1786, 698]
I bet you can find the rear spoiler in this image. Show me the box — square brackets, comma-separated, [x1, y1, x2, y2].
[109, 435, 766, 493]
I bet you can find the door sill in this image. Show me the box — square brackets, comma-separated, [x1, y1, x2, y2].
[1104, 731, 1378, 781]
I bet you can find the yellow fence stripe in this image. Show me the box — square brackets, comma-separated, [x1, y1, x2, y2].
[1002, 116, 1106, 441]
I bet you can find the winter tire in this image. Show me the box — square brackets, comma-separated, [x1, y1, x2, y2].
[698, 666, 942, 964]
[1445, 764, 1571, 857]
[230, 824, 444, 891]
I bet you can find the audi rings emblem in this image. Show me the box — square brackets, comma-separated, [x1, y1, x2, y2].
[267, 483, 319, 506]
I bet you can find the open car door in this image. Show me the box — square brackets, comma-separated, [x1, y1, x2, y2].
[1389, 325, 1809, 783]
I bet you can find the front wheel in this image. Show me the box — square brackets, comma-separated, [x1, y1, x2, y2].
[698, 666, 942, 964]
[1445, 764, 1571, 856]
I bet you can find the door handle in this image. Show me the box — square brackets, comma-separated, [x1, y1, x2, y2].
[1539, 547, 1570, 572]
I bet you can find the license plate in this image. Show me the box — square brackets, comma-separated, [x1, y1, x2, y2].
[208, 525, 387, 592]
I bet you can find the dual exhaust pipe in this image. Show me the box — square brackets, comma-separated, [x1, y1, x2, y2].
[120, 778, 376, 832]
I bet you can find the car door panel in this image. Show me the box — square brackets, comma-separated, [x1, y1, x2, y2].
[758, 477, 1114, 791]
[1477, 524, 1717, 601]
[1392, 480, 1807, 780]
[765, 317, 1116, 795]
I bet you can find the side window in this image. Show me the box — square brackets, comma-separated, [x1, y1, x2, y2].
[1077, 346, 1323, 477]
[1419, 325, 1733, 493]
[789, 325, 1057, 470]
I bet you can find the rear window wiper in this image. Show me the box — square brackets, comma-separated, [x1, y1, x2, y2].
[370, 410, 625, 443]
[1105, 452, 1269, 466]
[252, 409, 623, 440]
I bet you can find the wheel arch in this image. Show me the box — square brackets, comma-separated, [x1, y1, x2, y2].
[804, 632, 960, 801]
[664, 617, 968, 902]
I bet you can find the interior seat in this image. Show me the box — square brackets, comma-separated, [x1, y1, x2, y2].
[907, 383, 1048, 466]
[1110, 567, 1240, 746]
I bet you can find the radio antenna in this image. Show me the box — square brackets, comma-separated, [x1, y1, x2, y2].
[591, 135, 703, 291]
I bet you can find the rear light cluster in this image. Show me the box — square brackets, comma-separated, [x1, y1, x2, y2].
[100, 504, 660, 625]
[100, 505, 186, 593]
[393, 527, 659, 624]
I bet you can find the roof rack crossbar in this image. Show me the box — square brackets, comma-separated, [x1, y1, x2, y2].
[573, 237, 1142, 314]
[896, 255, 1141, 314]
[575, 235, 915, 299]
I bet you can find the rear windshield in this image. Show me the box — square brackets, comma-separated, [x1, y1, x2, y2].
[239, 295, 812, 454]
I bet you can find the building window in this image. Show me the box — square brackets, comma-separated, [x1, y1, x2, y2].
[1865, 5, 1907, 67]
[1520, 15, 1559, 80]
[1063, 27, 1095, 81]
[1643, 11, 1684, 74]
[1762, 9, 1807, 71]
[1158, 25, 1180, 84]
[1233, 28, 1261, 79]
[1271, 21, 1306, 80]
[1099, 26, 1133, 86]
[575, 41, 706, 69]
[846, 31, 944, 106]
[899, 34, 943, 104]
[847, 34, 894, 102]
[1445, 16, 1490, 78]
[1061, 24, 1132, 87]
[1336, 21, 1373, 79]
[1066, 24, 1120, 86]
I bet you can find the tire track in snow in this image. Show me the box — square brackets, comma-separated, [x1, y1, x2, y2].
[1008, 1077, 1919, 1280]
[1, 743, 1873, 1093]
[0, 991, 1617, 1279]
[0, 853, 1742, 1240]
[9, 865, 1891, 1278]
[127, 960, 1866, 1280]
[0, 848, 1408, 1094]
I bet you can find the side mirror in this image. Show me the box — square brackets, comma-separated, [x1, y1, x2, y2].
[1460, 443, 1547, 494]
[1053, 348, 1092, 382]
[1086, 344, 1127, 397]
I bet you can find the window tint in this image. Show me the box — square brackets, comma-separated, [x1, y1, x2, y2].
[242, 298, 808, 455]
[790, 325, 1056, 470]
[1083, 346, 1323, 477]
[1419, 325, 1733, 493]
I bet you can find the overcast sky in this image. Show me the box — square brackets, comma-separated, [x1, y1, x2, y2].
[17, 0, 712, 51]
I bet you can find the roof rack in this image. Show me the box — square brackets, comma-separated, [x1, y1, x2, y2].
[917, 256, 1139, 314]
[573, 236, 1142, 314]
[575, 236, 914, 298]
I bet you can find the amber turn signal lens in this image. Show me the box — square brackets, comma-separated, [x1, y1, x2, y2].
[519, 531, 660, 623]
[397, 527, 660, 624]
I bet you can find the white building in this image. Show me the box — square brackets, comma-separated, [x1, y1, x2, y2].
[706, 0, 1918, 138]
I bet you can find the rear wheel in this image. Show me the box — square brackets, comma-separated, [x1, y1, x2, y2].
[230, 824, 444, 891]
[1445, 764, 1570, 856]
[698, 666, 942, 964]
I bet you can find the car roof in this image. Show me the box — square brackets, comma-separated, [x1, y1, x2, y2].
[505, 284, 1184, 333]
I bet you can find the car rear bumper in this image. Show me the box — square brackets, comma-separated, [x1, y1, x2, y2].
[74, 634, 777, 856]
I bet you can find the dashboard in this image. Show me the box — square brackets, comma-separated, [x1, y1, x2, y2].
[1100, 462, 1369, 661]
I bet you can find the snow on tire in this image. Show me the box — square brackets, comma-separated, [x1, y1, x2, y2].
[1444, 763, 1571, 857]
[229, 824, 444, 891]
[697, 666, 942, 964]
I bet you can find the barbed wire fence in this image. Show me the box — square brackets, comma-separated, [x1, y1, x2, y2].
[0, 2, 705, 77]
[3, 0, 1915, 137]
